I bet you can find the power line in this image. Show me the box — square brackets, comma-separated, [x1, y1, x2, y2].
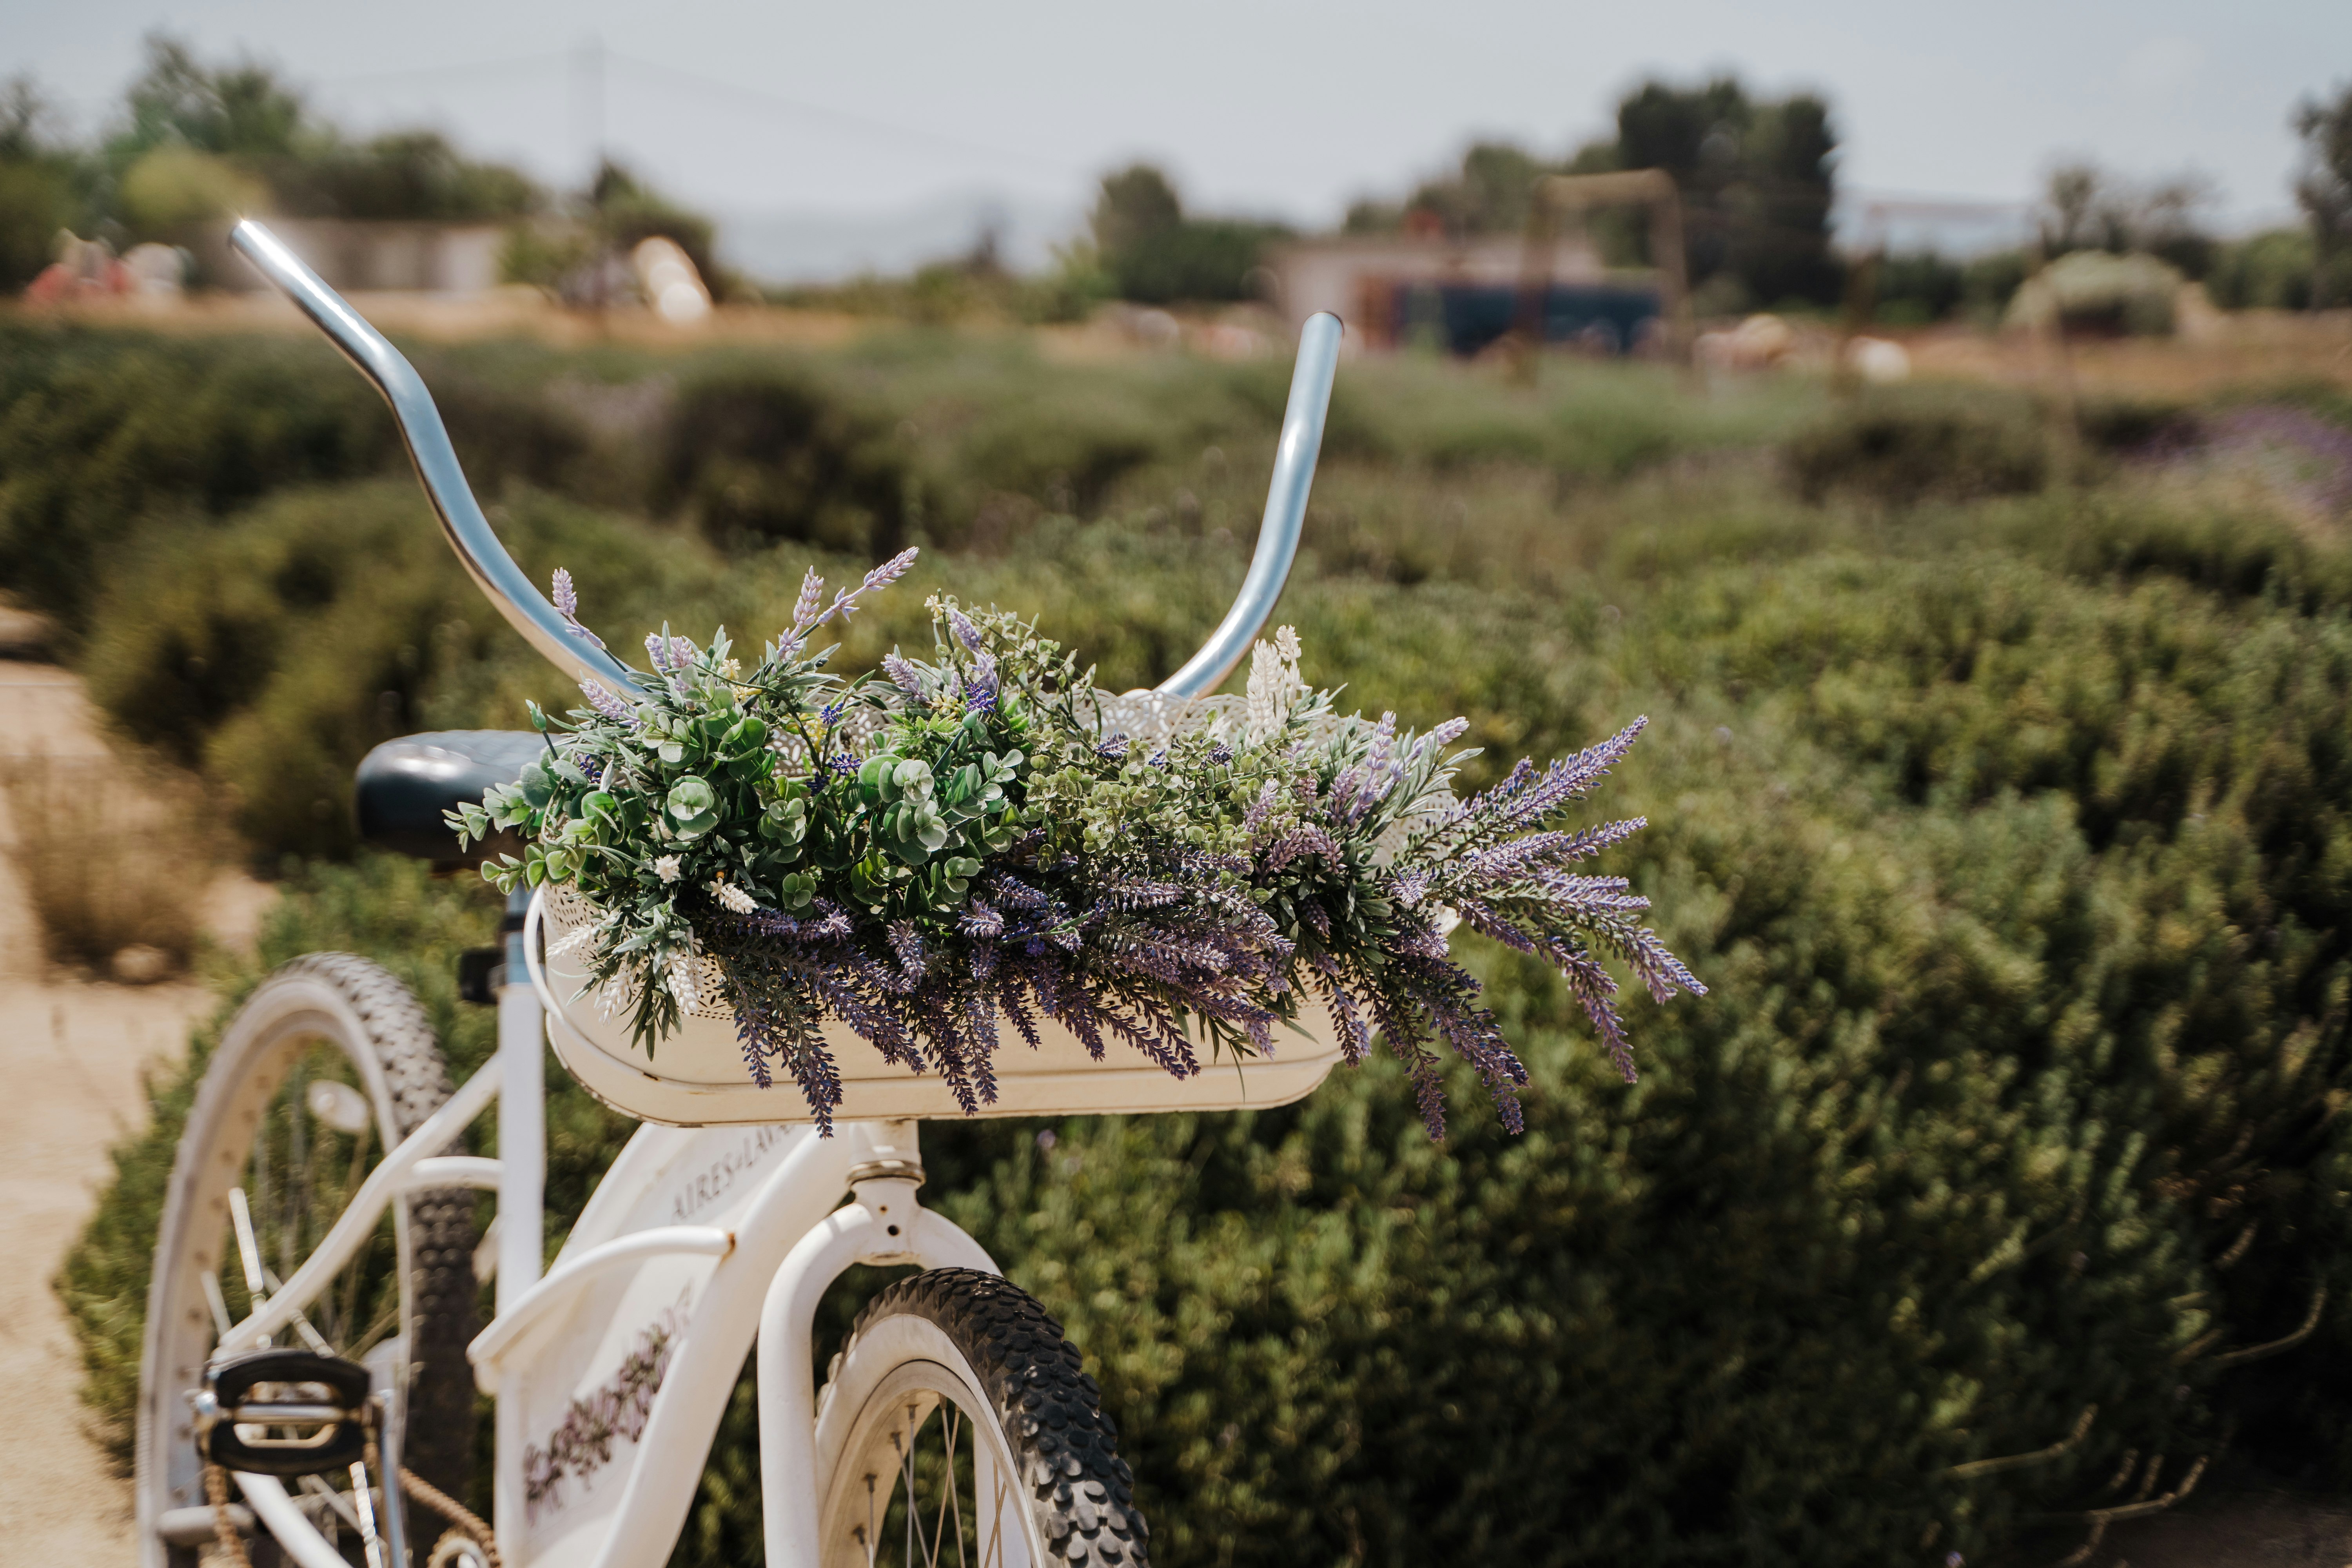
[605, 52, 1081, 179]
[318, 53, 571, 90]
[311, 47, 1082, 180]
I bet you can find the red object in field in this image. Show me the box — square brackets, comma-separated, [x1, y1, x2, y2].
[23, 237, 132, 303]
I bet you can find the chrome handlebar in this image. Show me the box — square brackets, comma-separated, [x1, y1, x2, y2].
[230, 221, 648, 697]
[228, 218, 1338, 699]
[1157, 310, 1341, 697]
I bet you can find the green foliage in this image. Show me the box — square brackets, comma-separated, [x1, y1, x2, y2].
[1782, 393, 2050, 507]
[109, 32, 305, 164]
[592, 159, 726, 298]
[0, 324, 619, 640]
[1088, 163, 1289, 304]
[1613, 77, 1842, 307]
[33, 323, 2352, 1565]
[56, 31, 542, 235]
[0, 325, 396, 632]
[2208, 227, 2321, 311]
[0, 154, 84, 288]
[2294, 82, 2352, 304]
[1343, 77, 1842, 308]
[117, 144, 265, 236]
[1961, 250, 2033, 325]
[653, 365, 915, 554]
[1872, 251, 1967, 326]
[273, 129, 541, 223]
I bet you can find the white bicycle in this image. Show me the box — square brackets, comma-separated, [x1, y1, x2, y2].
[135, 220, 1348, 1568]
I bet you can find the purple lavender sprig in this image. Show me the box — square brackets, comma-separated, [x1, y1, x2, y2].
[788, 548, 922, 647]
[550, 568, 608, 650]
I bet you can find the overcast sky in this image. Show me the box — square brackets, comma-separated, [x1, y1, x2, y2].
[14, 0, 2348, 240]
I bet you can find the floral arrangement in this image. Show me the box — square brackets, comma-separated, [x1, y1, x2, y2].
[448, 551, 1702, 1136]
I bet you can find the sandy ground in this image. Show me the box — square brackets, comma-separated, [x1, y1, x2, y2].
[0, 661, 272, 1564]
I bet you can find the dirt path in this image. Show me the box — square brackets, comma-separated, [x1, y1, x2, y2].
[0, 662, 270, 1563]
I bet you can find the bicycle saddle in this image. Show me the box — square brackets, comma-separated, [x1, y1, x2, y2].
[355, 730, 543, 863]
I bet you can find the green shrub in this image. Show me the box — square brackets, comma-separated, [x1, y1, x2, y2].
[38, 323, 2352, 1568]
[0, 326, 394, 632]
[1784, 395, 2050, 507]
[0, 156, 87, 289]
[0, 325, 609, 638]
[652, 366, 916, 554]
[78, 482, 736, 856]
[2206, 228, 2318, 312]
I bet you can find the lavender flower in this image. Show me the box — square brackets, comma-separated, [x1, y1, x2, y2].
[965, 653, 999, 711]
[788, 567, 827, 639]
[579, 680, 639, 726]
[550, 568, 609, 650]
[514, 601, 1697, 1142]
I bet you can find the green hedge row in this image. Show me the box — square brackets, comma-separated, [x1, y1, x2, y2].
[21, 324, 2352, 1566]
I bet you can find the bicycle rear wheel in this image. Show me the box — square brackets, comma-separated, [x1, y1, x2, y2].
[136, 954, 480, 1568]
[814, 1269, 1149, 1568]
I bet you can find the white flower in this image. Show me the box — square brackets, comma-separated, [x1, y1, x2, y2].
[1242, 626, 1307, 745]
[711, 879, 757, 914]
[654, 855, 682, 883]
[545, 921, 597, 958]
[665, 947, 700, 1011]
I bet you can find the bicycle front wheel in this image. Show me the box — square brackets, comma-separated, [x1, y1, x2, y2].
[136, 953, 480, 1568]
[815, 1269, 1150, 1568]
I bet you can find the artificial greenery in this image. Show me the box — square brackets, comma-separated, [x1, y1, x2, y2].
[453, 557, 1698, 1133]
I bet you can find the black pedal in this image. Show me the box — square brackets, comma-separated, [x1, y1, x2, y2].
[457, 947, 501, 1005]
[195, 1349, 373, 1477]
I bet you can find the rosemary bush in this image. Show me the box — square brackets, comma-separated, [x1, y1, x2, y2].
[27, 323, 2352, 1566]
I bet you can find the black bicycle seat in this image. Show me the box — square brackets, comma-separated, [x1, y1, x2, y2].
[355, 730, 544, 863]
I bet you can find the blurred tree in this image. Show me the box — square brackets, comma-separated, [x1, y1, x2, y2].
[108, 33, 305, 164]
[1735, 91, 1840, 303]
[0, 74, 94, 289]
[1871, 251, 1966, 326]
[1091, 164, 1183, 260]
[118, 145, 265, 236]
[96, 33, 540, 235]
[1345, 79, 1842, 309]
[2294, 82, 2352, 305]
[2037, 162, 2217, 278]
[1402, 142, 1552, 235]
[2207, 227, 2318, 310]
[2041, 164, 2110, 254]
[591, 158, 723, 296]
[1088, 163, 1289, 304]
[278, 130, 540, 222]
[1613, 77, 1842, 309]
[2134, 174, 2220, 277]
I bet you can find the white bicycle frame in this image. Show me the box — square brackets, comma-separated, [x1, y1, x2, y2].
[202, 220, 1344, 1567]
[214, 930, 997, 1568]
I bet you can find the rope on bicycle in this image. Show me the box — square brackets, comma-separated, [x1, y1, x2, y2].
[401, 1464, 504, 1568]
[204, 1463, 255, 1568]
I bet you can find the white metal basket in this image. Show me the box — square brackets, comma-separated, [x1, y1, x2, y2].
[527, 888, 1350, 1127]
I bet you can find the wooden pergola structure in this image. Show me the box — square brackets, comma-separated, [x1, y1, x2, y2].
[1515, 169, 1695, 368]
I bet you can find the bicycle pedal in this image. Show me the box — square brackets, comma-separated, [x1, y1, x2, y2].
[193, 1349, 374, 1477]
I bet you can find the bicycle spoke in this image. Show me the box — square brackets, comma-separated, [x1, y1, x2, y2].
[939, 1407, 966, 1568]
